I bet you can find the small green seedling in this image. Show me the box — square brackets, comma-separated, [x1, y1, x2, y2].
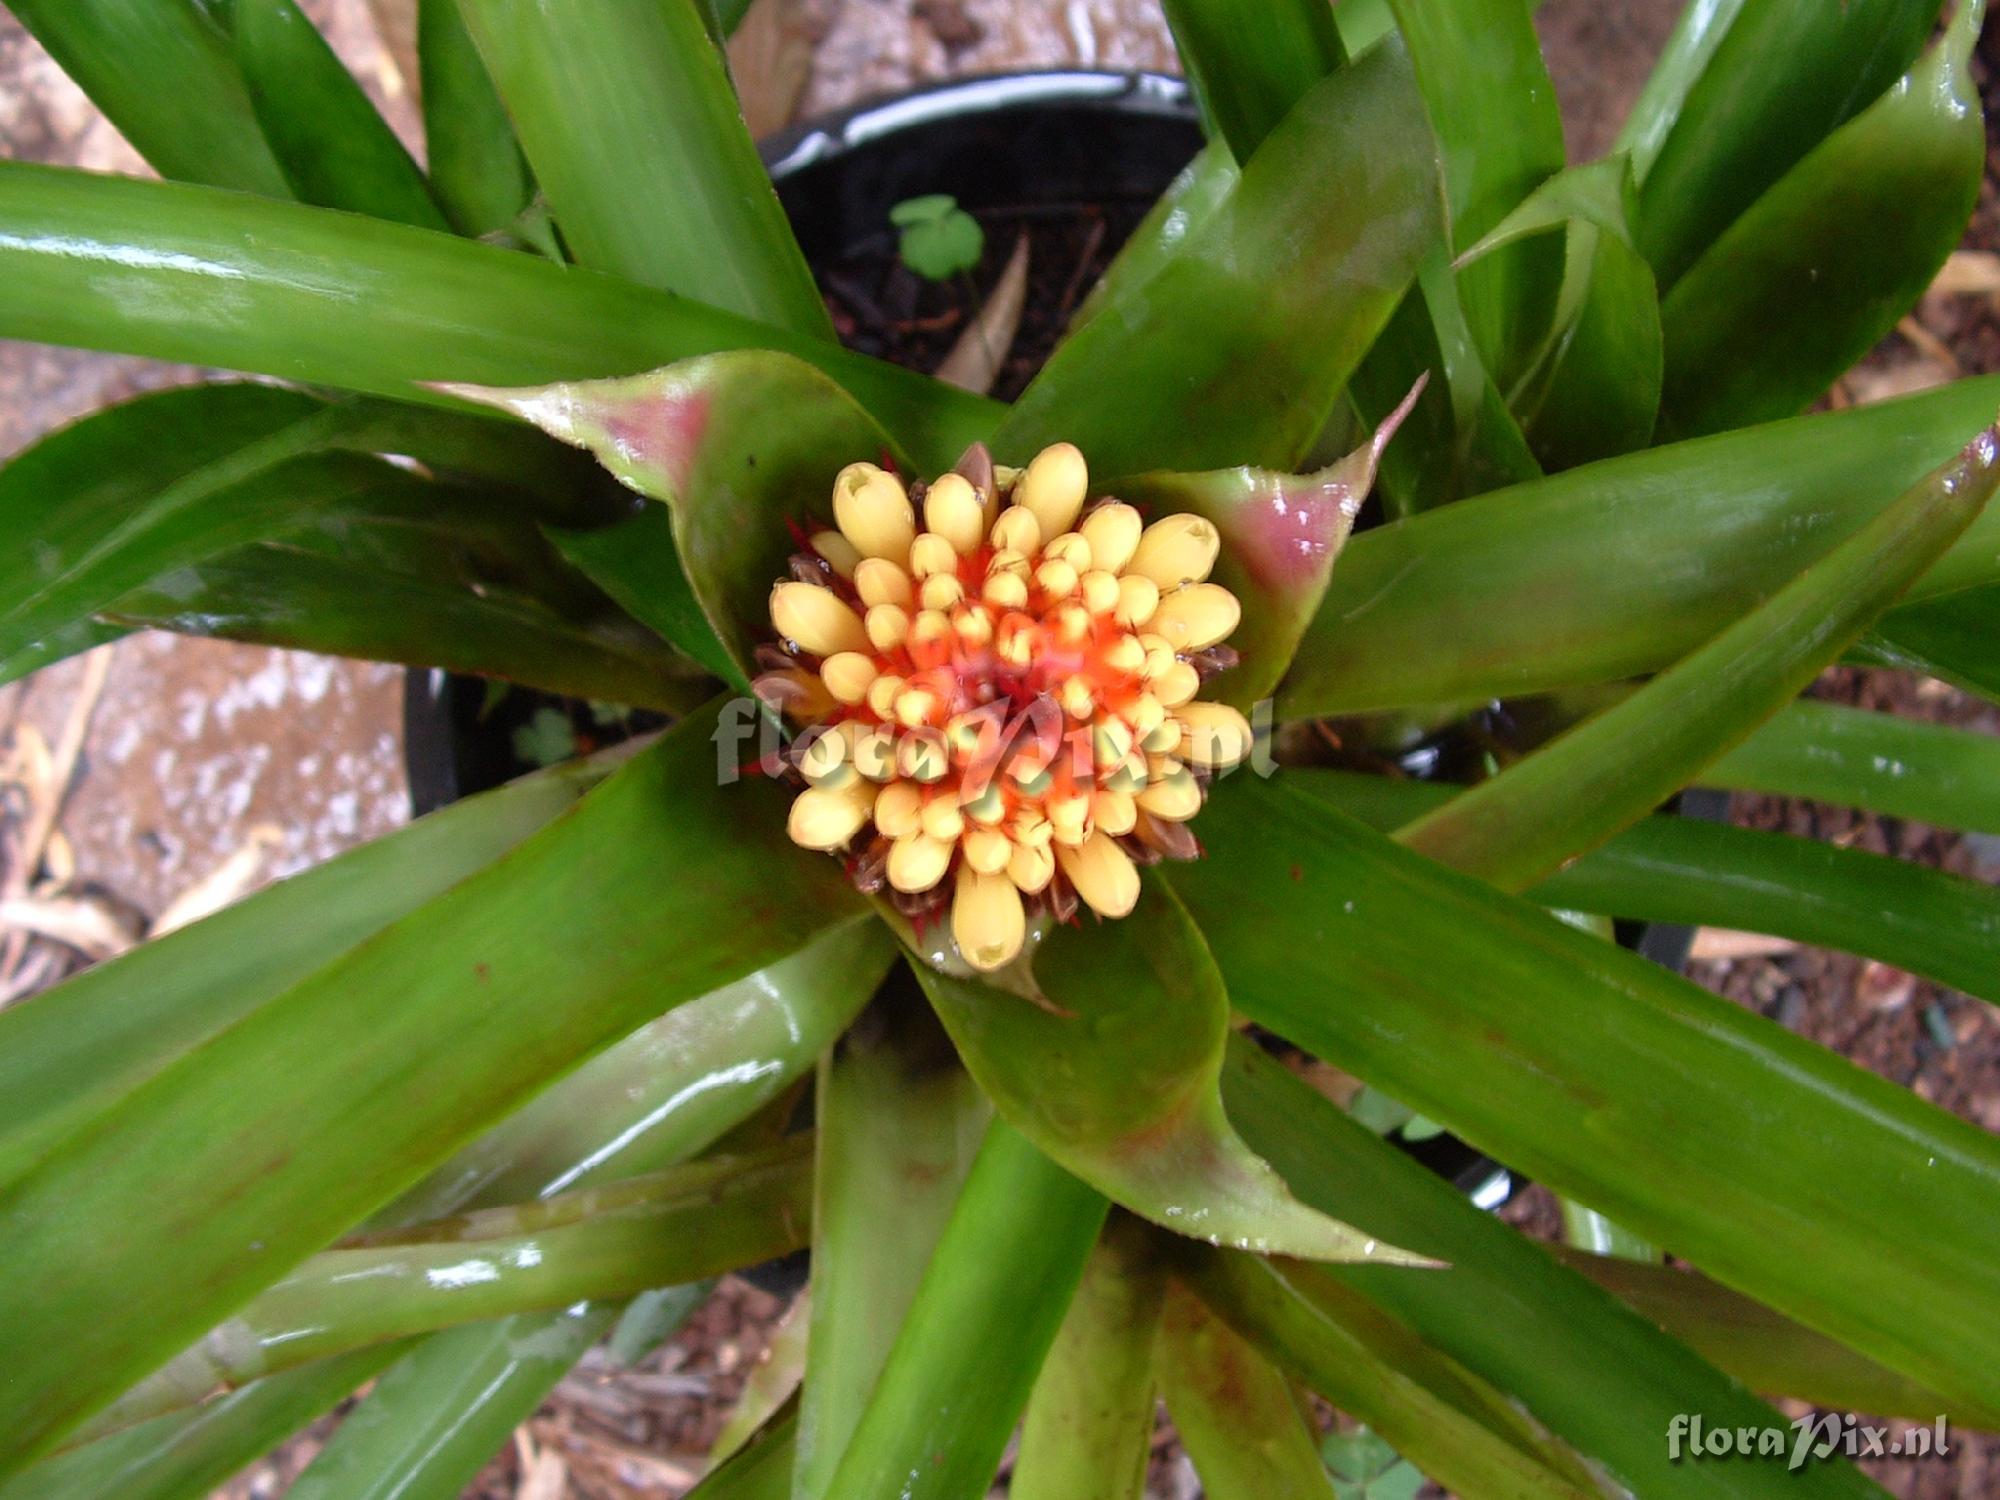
[890, 193, 985, 281]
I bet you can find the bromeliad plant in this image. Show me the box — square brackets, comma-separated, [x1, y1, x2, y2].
[4, 0, 2000, 1496]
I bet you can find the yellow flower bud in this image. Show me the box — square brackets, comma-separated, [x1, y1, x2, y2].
[1042, 531, 1092, 571]
[852, 725, 897, 782]
[771, 582, 867, 657]
[798, 724, 855, 787]
[874, 779, 923, 838]
[964, 826, 1012, 875]
[1007, 840, 1055, 894]
[855, 558, 913, 609]
[1137, 765, 1202, 821]
[833, 462, 916, 560]
[1079, 502, 1142, 574]
[920, 572, 965, 612]
[866, 671, 905, 719]
[1115, 574, 1160, 628]
[984, 572, 1029, 611]
[1127, 513, 1219, 590]
[788, 781, 874, 851]
[866, 604, 909, 654]
[898, 728, 950, 783]
[1177, 701, 1255, 769]
[1092, 788, 1137, 837]
[953, 865, 1026, 971]
[1056, 831, 1140, 918]
[820, 652, 876, 705]
[923, 473, 986, 554]
[811, 529, 860, 578]
[1080, 569, 1121, 616]
[990, 507, 1041, 556]
[1149, 583, 1240, 652]
[888, 833, 953, 893]
[910, 532, 959, 578]
[921, 793, 965, 843]
[1035, 558, 1079, 599]
[1016, 442, 1088, 539]
[1152, 660, 1201, 707]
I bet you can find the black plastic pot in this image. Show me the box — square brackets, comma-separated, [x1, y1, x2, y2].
[405, 72, 1714, 1218]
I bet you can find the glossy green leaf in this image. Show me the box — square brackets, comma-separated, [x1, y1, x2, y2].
[547, 503, 738, 687]
[1159, 0, 1345, 161]
[450, 350, 907, 683]
[1462, 156, 1661, 469]
[1012, 1218, 1164, 1500]
[0, 382, 692, 704]
[96, 535, 698, 711]
[821, 1121, 1107, 1500]
[1385, 0, 1564, 385]
[234, 0, 448, 229]
[1157, 1281, 1337, 1499]
[1112, 386, 1420, 709]
[1069, 144, 1238, 331]
[454, 0, 828, 337]
[1223, 1039, 1885, 1499]
[1631, 0, 1943, 288]
[995, 39, 1440, 475]
[418, 0, 532, 238]
[281, 1307, 619, 1500]
[1183, 1252, 1597, 1500]
[1396, 419, 2000, 889]
[1279, 377, 2000, 717]
[1295, 767, 2000, 1010]
[0, 703, 866, 1466]
[83, 1143, 811, 1438]
[1705, 699, 2000, 834]
[1172, 777, 2000, 1416]
[1659, 6, 1984, 438]
[903, 877, 1422, 1263]
[3, 0, 290, 195]
[1546, 1246, 2000, 1426]
[795, 993, 989, 1499]
[1864, 582, 2000, 706]
[0, 750, 611, 1188]
[687, 1410, 796, 1500]
[0, 1346, 412, 1500]
[378, 919, 886, 1225]
[288, 922, 883, 1500]
[0, 163, 996, 471]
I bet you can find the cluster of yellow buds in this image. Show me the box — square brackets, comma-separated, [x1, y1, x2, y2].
[758, 441, 1252, 972]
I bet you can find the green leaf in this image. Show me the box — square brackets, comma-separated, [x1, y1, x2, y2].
[448, 350, 908, 684]
[1157, 1280, 1339, 1499]
[0, 703, 865, 1466]
[281, 1308, 618, 1500]
[1012, 1217, 1164, 1500]
[1631, 0, 1943, 288]
[1296, 765, 2000, 1014]
[794, 994, 989, 1499]
[709, 1287, 805, 1467]
[896, 204, 985, 283]
[1222, 1039, 1884, 1500]
[1279, 377, 2000, 718]
[1658, 4, 1985, 438]
[1705, 699, 2000, 835]
[1461, 155, 1661, 469]
[233, 0, 449, 229]
[994, 39, 1440, 475]
[0, 750, 610, 1188]
[0, 1346, 413, 1500]
[82, 1143, 811, 1439]
[1182, 1251, 1598, 1500]
[375, 918, 886, 1224]
[1172, 777, 2000, 1417]
[1111, 386, 1420, 709]
[1070, 145, 1238, 330]
[282, 922, 885, 1500]
[1385, 0, 1565, 385]
[687, 1410, 796, 1500]
[417, 0, 533, 238]
[1546, 1245, 2000, 1426]
[102, 537, 697, 711]
[821, 1121, 1108, 1500]
[0, 383, 693, 705]
[903, 878, 1423, 1263]
[1395, 418, 2000, 889]
[0, 162, 997, 472]
[1323, 1430, 1422, 1500]
[547, 502, 739, 687]
[1863, 582, 2000, 706]
[1158, 0, 1346, 161]
[3, 0, 290, 195]
[453, 0, 830, 337]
